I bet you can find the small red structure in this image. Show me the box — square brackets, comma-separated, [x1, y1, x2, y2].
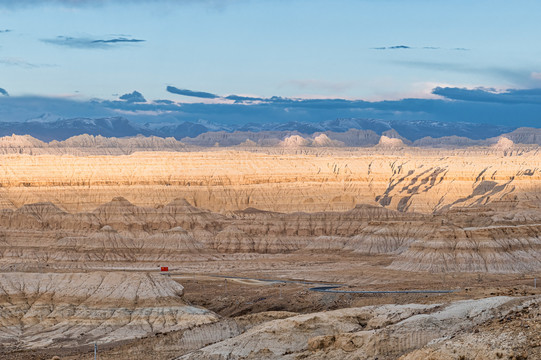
[161, 266, 169, 272]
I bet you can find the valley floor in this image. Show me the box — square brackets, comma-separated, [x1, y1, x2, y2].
[0, 254, 539, 359]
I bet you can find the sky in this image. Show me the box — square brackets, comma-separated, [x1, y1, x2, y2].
[0, 0, 541, 128]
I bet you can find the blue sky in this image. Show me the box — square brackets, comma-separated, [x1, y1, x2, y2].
[1, 0, 540, 100]
[0, 0, 540, 129]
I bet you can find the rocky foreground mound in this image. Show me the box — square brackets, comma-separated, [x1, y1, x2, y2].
[0, 272, 217, 351]
[176, 296, 540, 360]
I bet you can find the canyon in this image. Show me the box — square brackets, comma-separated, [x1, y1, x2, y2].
[0, 136, 539, 359]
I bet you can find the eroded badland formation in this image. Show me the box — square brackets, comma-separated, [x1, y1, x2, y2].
[0, 134, 540, 359]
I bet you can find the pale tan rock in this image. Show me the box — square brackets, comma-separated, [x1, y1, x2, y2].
[0, 272, 217, 350]
[311, 134, 345, 147]
[178, 296, 527, 360]
[389, 223, 541, 273]
[280, 135, 311, 147]
[496, 127, 541, 145]
[492, 136, 514, 150]
[0, 134, 187, 155]
[376, 135, 405, 148]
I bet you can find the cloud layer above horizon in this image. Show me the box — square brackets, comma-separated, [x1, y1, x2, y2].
[433, 87, 541, 105]
[1, 85, 540, 134]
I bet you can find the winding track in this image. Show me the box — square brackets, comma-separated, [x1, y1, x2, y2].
[308, 285, 456, 294]
[171, 273, 458, 294]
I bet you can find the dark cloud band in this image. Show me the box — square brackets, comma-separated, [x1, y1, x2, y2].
[42, 36, 145, 49]
[373, 45, 469, 51]
[166, 86, 219, 99]
[119, 91, 146, 103]
[433, 87, 541, 105]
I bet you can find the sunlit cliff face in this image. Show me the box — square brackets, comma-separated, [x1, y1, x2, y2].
[0, 145, 539, 213]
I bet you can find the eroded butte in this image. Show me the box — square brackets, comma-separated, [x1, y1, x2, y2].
[0, 144, 540, 359]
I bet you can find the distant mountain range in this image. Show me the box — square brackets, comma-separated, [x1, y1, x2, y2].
[0, 117, 152, 142]
[0, 116, 518, 143]
[0, 124, 540, 154]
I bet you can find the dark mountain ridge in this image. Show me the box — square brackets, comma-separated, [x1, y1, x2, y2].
[0, 116, 515, 143]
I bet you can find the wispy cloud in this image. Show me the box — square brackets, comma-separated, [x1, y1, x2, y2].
[373, 45, 469, 51]
[41, 36, 145, 49]
[372, 45, 411, 50]
[0, 57, 55, 68]
[92, 38, 145, 44]
[532, 72, 541, 81]
[391, 60, 532, 86]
